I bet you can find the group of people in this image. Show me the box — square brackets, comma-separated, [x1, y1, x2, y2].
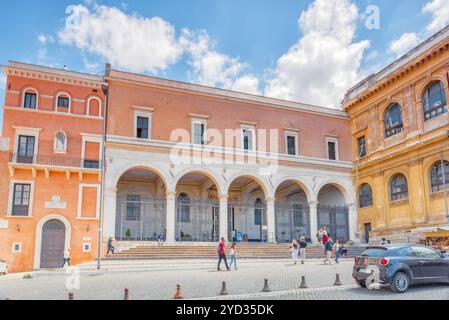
[318, 226, 348, 265]
[290, 237, 308, 264]
[217, 238, 238, 271]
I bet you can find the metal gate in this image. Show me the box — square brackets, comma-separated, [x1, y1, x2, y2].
[275, 203, 310, 243]
[40, 220, 65, 269]
[116, 197, 166, 241]
[176, 200, 219, 242]
[317, 205, 349, 242]
[228, 202, 267, 242]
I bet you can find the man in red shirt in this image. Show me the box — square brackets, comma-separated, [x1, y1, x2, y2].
[217, 237, 230, 271]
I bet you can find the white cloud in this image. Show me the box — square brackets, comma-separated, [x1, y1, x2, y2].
[37, 34, 55, 45]
[423, 0, 449, 34]
[180, 29, 260, 94]
[58, 4, 183, 74]
[389, 32, 421, 58]
[264, 0, 370, 107]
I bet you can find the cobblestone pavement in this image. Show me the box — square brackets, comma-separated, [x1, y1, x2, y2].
[0, 259, 448, 300]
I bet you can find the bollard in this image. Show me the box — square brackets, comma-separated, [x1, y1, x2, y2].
[174, 284, 184, 300]
[334, 273, 342, 286]
[220, 281, 229, 296]
[299, 276, 308, 289]
[262, 279, 271, 293]
[68, 292, 74, 300]
[124, 288, 131, 300]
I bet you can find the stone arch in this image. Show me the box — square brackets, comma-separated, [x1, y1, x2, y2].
[111, 164, 171, 192]
[34, 214, 71, 270]
[416, 76, 448, 103]
[172, 168, 224, 196]
[21, 86, 39, 108]
[272, 177, 313, 203]
[315, 180, 353, 204]
[225, 173, 271, 199]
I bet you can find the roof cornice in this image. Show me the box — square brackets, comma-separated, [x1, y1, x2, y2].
[106, 71, 349, 119]
[2, 61, 105, 89]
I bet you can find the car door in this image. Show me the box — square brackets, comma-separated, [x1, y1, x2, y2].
[412, 246, 447, 281]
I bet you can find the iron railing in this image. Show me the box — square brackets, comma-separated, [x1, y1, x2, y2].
[9, 153, 100, 169]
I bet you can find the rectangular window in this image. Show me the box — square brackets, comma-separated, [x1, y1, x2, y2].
[358, 136, 366, 158]
[126, 195, 141, 221]
[83, 160, 100, 169]
[17, 135, 35, 164]
[287, 135, 297, 156]
[57, 97, 70, 108]
[12, 184, 31, 216]
[193, 121, 206, 145]
[24, 93, 37, 109]
[328, 141, 336, 160]
[136, 116, 149, 139]
[242, 127, 255, 151]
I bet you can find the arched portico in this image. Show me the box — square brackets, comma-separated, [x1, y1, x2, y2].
[315, 182, 354, 243]
[226, 175, 273, 242]
[174, 172, 220, 242]
[274, 179, 312, 243]
[115, 168, 167, 241]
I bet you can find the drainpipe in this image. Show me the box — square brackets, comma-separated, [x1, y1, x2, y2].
[97, 63, 111, 270]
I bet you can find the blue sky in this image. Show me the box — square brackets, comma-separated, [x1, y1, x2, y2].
[1, 0, 448, 129]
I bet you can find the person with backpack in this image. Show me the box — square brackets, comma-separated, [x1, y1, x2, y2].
[217, 237, 230, 271]
[324, 237, 334, 265]
[299, 236, 307, 264]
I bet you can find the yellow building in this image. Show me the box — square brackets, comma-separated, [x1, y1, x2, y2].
[343, 26, 449, 246]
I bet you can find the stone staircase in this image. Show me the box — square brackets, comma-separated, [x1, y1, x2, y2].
[104, 244, 365, 260]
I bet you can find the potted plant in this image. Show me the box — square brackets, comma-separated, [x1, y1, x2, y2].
[125, 229, 132, 240]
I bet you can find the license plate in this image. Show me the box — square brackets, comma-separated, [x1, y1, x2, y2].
[359, 267, 374, 275]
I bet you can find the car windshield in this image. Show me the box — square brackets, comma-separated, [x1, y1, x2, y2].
[360, 248, 387, 257]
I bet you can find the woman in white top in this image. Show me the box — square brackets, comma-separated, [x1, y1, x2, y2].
[229, 243, 238, 270]
[62, 249, 71, 268]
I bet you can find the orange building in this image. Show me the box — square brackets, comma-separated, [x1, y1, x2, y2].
[0, 62, 104, 273]
[1, 61, 358, 273]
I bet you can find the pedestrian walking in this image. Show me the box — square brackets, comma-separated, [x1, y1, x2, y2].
[157, 233, 165, 246]
[322, 226, 329, 246]
[229, 243, 238, 270]
[333, 239, 341, 264]
[324, 238, 334, 265]
[299, 236, 307, 264]
[107, 236, 115, 255]
[290, 239, 299, 265]
[217, 237, 230, 271]
[62, 248, 71, 268]
[380, 238, 387, 246]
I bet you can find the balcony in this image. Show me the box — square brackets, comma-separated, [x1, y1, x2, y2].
[8, 153, 100, 179]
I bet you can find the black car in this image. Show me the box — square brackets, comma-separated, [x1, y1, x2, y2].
[353, 244, 449, 293]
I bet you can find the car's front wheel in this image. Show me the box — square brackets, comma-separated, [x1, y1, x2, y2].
[390, 272, 410, 293]
[356, 280, 366, 288]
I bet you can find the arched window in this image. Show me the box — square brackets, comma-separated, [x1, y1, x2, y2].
[423, 81, 447, 121]
[359, 184, 373, 208]
[178, 193, 190, 223]
[22, 88, 38, 109]
[430, 161, 449, 193]
[54, 131, 67, 153]
[55, 92, 71, 112]
[390, 174, 408, 201]
[254, 198, 263, 226]
[87, 96, 102, 117]
[384, 103, 403, 138]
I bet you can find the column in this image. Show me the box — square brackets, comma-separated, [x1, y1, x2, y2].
[308, 201, 318, 245]
[219, 195, 229, 241]
[347, 203, 357, 242]
[103, 188, 117, 240]
[266, 198, 276, 243]
[166, 192, 176, 244]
